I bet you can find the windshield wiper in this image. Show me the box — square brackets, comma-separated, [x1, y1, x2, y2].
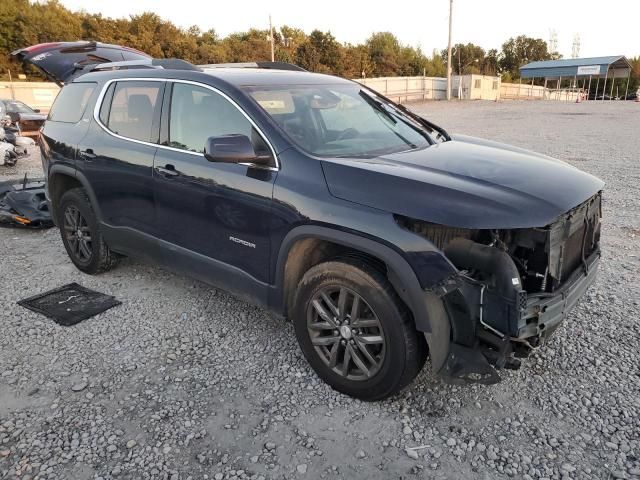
[359, 91, 397, 125]
[356, 84, 451, 142]
[359, 90, 420, 146]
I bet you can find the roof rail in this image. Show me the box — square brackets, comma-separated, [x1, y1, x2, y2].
[199, 61, 306, 72]
[81, 58, 202, 75]
[84, 59, 160, 73]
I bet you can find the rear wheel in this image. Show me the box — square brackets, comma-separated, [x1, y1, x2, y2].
[58, 188, 118, 274]
[292, 259, 427, 401]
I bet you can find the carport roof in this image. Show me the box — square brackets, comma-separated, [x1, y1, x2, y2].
[520, 56, 631, 79]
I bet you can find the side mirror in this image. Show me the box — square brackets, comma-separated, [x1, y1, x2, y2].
[204, 134, 270, 165]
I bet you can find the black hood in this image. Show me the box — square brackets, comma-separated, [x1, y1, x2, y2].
[321, 135, 604, 229]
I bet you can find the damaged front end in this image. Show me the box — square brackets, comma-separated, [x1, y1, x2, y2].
[396, 192, 602, 384]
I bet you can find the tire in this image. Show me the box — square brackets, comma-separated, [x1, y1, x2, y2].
[58, 188, 118, 274]
[292, 258, 427, 401]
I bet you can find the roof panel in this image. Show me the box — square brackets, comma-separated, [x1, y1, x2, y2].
[519, 56, 631, 78]
[521, 56, 624, 70]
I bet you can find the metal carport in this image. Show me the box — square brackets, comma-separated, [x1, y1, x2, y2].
[519, 56, 632, 101]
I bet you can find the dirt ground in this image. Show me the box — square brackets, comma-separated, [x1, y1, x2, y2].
[1, 99, 639, 480]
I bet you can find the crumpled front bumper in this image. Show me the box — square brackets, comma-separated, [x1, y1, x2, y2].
[517, 250, 600, 341]
[429, 249, 600, 384]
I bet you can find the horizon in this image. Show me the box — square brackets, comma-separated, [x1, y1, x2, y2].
[56, 0, 639, 59]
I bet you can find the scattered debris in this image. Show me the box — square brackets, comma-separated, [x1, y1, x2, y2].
[0, 175, 53, 228]
[17, 282, 121, 326]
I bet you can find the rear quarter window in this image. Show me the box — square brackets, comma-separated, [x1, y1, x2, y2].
[48, 83, 96, 123]
[103, 81, 162, 143]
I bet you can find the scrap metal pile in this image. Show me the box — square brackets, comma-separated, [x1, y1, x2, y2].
[0, 115, 34, 167]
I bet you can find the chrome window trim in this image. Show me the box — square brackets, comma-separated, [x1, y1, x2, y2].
[92, 77, 280, 171]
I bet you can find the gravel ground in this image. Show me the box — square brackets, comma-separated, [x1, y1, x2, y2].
[1, 100, 639, 480]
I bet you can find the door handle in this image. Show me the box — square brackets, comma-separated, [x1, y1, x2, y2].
[157, 164, 178, 177]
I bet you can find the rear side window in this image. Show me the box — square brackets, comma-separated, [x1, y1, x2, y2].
[105, 81, 162, 142]
[48, 83, 96, 123]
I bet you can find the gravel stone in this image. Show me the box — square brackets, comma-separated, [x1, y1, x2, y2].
[406, 448, 419, 460]
[71, 381, 88, 392]
[1, 101, 638, 480]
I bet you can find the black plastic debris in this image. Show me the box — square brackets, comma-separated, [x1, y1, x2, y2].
[17, 283, 121, 326]
[0, 175, 53, 228]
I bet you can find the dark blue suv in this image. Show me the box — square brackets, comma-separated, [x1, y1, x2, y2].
[14, 42, 604, 400]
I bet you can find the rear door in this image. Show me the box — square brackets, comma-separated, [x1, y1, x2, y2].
[11, 41, 151, 85]
[77, 79, 164, 236]
[41, 82, 98, 182]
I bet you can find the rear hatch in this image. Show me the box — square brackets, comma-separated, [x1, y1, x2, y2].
[11, 41, 152, 85]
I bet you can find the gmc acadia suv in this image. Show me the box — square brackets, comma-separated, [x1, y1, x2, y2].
[13, 42, 603, 400]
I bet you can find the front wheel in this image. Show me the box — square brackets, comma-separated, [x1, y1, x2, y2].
[292, 259, 427, 401]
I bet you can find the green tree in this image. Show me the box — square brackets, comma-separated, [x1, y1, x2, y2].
[7, 0, 634, 88]
[342, 44, 373, 78]
[441, 43, 485, 74]
[366, 32, 402, 76]
[499, 35, 552, 79]
[483, 48, 499, 76]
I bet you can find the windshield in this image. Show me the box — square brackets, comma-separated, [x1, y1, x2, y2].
[246, 84, 432, 157]
[4, 101, 34, 114]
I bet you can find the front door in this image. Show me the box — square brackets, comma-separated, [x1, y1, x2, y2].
[153, 81, 277, 297]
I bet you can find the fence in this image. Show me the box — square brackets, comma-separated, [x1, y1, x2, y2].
[1, 77, 587, 115]
[0, 81, 60, 113]
[355, 76, 448, 102]
[358, 75, 501, 102]
[499, 82, 581, 102]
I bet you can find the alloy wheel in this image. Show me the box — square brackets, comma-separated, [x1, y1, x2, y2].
[306, 286, 385, 380]
[63, 205, 93, 262]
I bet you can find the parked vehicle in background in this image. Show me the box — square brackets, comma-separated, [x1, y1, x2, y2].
[0, 99, 46, 141]
[13, 41, 604, 401]
[620, 91, 638, 101]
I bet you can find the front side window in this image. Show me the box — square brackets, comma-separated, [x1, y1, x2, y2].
[106, 81, 161, 142]
[167, 83, 271, 161]
[48, 83, 96, 123]
[245, 84, 432, 158]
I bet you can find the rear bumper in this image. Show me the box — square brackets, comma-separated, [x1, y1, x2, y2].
[517, 249, 600, 340]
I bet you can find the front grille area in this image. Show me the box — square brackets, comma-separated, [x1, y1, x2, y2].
[561, 224, 586, 280]
[549, 193, 601, 287]
[394, 192, 602, 295]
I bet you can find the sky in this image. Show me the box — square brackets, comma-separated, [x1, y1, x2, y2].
[57, 0, 638, 59]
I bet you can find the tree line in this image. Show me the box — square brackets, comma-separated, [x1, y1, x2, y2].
[1, 0, 638, 92]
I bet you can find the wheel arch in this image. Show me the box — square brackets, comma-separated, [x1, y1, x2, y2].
[48, 165, 102, 222]
[274, 225, 434, 333]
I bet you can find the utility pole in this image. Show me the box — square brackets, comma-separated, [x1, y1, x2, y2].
[446, 0, 453, 100]
[269, 15, 275, 62]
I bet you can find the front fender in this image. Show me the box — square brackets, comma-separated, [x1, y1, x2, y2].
[272, 224, 446, 333]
